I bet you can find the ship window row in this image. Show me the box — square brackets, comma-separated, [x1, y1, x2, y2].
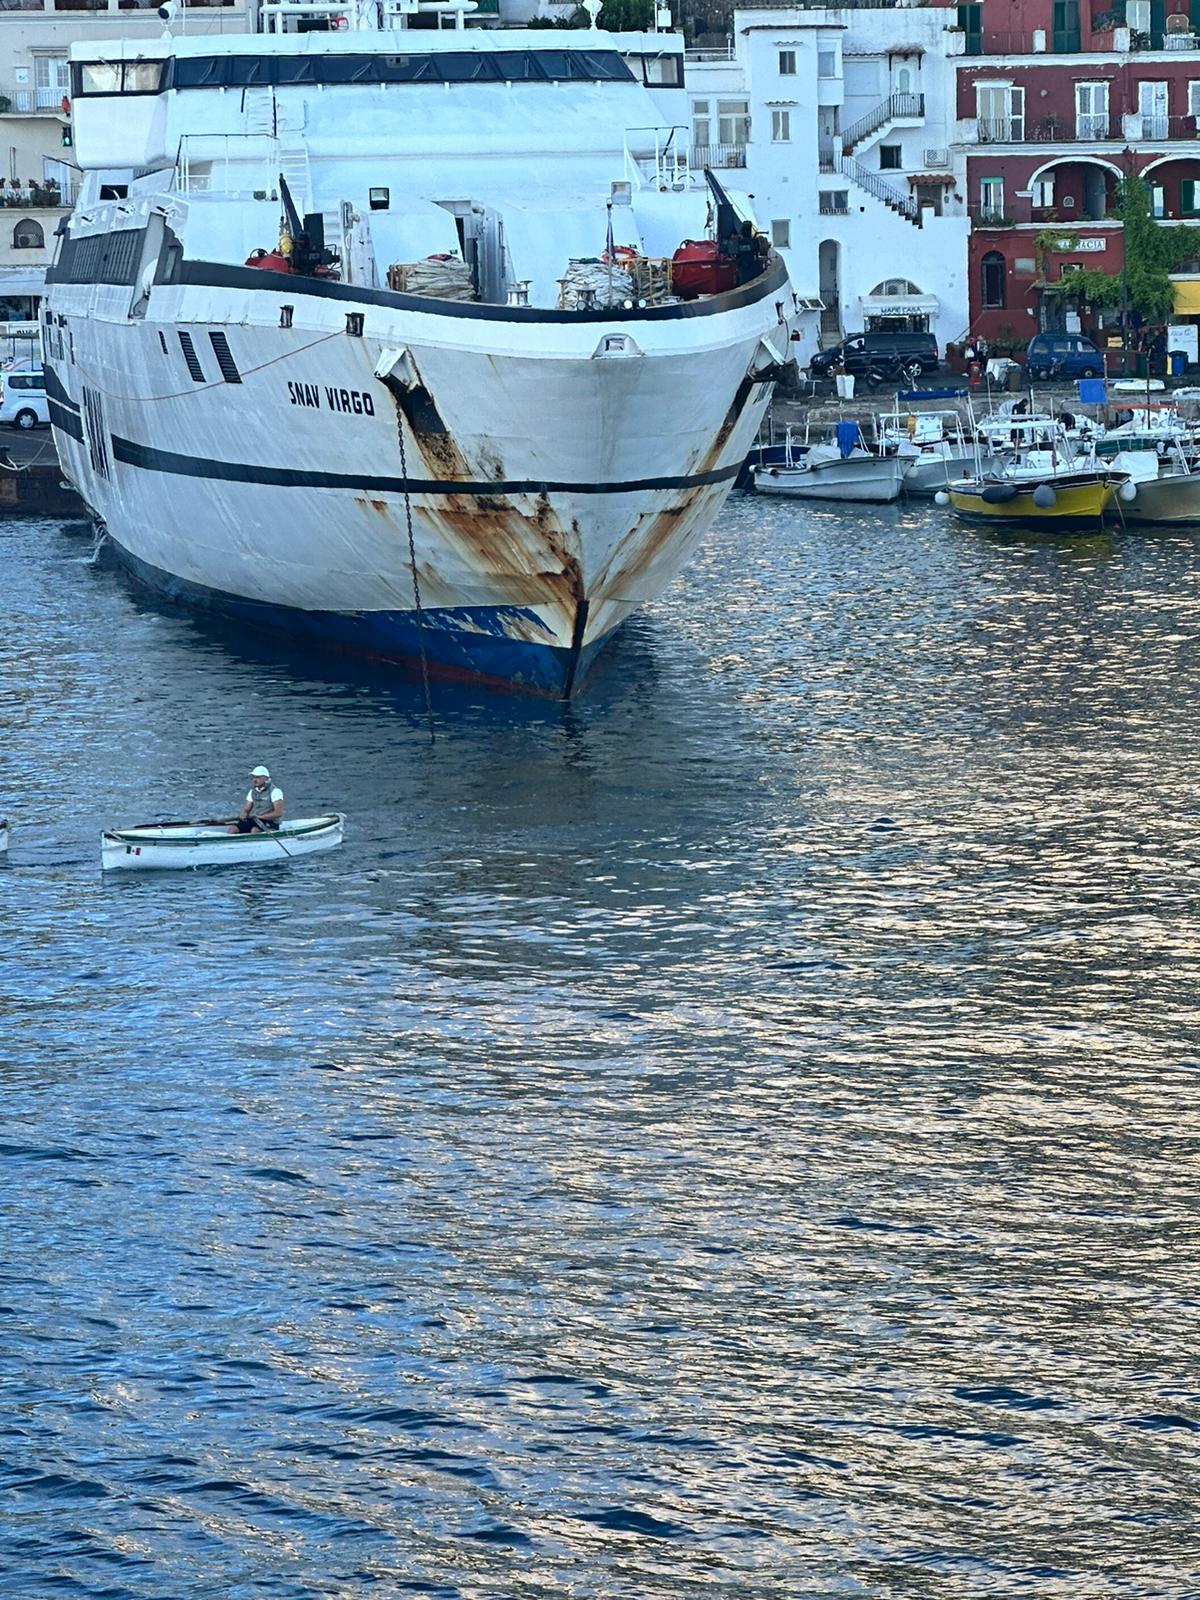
[71, 49, 634, 98]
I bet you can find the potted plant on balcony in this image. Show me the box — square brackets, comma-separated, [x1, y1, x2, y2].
[0, 96, 11, 115]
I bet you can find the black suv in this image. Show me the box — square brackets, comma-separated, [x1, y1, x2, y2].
[810, 331, 939, 380]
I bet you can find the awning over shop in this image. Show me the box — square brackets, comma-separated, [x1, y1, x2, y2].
[1172, 278, 1200, 315]
[861, 293, 939, 317]
[0, 270, 47, 297]
[907, 173, 954, 185]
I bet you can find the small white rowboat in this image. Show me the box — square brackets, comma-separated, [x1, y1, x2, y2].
[0, 820, 8, 855]
[100, 813, 345, 872]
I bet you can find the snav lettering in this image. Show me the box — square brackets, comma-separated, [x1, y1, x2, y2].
[286, 381, 375, 416]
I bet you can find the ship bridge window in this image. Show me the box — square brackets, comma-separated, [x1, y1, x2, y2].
[168, 49, 635, 91]
[74, 59, 168, 97]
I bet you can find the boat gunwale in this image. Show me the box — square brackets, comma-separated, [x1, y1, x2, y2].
[144, 254, 793, 327]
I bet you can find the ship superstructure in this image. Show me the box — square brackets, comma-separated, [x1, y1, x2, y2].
[45, 11, 796, 694]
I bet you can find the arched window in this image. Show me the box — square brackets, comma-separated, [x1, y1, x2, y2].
[981, 250, 1006, 309]
[13, 218, 44, 250]
[897, 67, 913, 94]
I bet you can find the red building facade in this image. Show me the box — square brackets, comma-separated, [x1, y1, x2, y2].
[958, 0, 1200, 344]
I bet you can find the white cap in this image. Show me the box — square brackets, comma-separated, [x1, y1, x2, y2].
[250, 765, 270, 777]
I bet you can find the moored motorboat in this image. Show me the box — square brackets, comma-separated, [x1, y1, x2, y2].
[753, 424, 905, 503]
[945, 469, 1123, 526]
[101, 814, 345, 871]
[942, 414, 1127, 527]
[1109, 447, 1200, 524]
[878, 409, 984, 497]
[0, 820, 8, 855]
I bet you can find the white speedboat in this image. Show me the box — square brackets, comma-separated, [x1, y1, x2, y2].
[45, 12, 796, 698]
[753, 426, 905, 503]
[101, 814, 345, 871]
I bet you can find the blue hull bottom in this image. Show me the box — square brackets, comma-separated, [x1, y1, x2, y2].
[109, 542, 612, 698]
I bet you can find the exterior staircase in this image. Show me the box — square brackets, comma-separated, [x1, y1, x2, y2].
[835, 154, 922, 227]
[841, 92, 925, 156]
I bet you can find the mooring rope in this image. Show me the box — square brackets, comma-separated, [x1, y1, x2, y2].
[394, 411, 435, 746]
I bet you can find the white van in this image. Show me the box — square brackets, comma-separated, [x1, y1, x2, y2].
[0, 365, 49, 429]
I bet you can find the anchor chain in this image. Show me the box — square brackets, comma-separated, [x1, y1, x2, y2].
[395, 409, 435, 746]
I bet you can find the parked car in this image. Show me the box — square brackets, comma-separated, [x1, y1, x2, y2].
[1025, 333, 1104, 381]
[0, 363, 48, 429]
[810, 330, 939, 381]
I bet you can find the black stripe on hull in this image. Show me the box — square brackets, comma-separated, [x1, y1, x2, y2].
[109, 435, 743, 497]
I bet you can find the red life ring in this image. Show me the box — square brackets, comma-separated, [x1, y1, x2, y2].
[331, 13, 348, 27]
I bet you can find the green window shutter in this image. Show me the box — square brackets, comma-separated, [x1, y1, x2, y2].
[1183, 179, 1196, 215]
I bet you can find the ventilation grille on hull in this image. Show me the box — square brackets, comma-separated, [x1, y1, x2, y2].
[208, 330, 242, 384]
[177, 330, 205, 383]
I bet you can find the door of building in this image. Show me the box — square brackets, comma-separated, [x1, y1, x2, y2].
[1138, 80, 1168, 140]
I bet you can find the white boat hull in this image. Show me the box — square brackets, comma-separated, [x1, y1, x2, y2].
[753, 453, 905, 503]
[1120, 469, 1200, 523]
[101, 813, 345, 871]
[902, 446, 989, 496]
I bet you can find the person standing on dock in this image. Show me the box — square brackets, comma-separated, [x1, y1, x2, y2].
[231, 766, 285, 833]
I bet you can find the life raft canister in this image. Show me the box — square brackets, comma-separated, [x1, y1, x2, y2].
[670, 239, 737, 301]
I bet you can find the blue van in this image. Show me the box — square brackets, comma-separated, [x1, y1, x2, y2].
[1025, 332, 1104, 380]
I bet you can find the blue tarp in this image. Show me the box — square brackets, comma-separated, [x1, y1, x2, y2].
[836, 420, 861, 458]
[1078, 378, 1107, 405]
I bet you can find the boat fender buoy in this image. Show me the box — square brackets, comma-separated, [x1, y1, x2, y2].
[1032, 483, 1057, 509]
[934, 490, 950, 507]
[981, 483, 1019, 504]
[1119, 479, 1138, 502]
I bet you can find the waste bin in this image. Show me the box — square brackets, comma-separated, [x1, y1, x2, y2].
[1006, 362, 1024, 391]
[835, 373, 855, 399]
[1170, 350, 1187, 377]
[1135, 353, 1149, 378]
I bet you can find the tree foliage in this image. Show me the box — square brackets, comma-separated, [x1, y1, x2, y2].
[1048, 177, 1200, 321]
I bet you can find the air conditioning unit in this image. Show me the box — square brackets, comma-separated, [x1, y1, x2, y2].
[923, 146, 949, 165]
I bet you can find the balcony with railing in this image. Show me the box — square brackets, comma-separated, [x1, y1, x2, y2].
[969, 109, 1200, 144]
[690, 143, 746, 169]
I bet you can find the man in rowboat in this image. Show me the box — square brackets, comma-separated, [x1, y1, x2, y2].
[230, 766, 285, 834]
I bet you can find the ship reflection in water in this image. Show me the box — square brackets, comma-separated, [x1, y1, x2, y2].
[2, 496, 1199, 1596]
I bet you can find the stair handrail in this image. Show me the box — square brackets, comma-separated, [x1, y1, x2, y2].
[840, 155, 920, 222]
[841, 91, 925, 152]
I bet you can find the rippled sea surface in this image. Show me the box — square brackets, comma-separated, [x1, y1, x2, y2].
[3, 498, 1200, 1598]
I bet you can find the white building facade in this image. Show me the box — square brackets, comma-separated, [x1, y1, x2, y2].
[689, 2, 970, 362]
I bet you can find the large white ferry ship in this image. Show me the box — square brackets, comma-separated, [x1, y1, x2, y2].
[44, 5, 796, 695]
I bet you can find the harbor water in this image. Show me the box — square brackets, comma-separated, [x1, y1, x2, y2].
[2, 499, 1199, 1597]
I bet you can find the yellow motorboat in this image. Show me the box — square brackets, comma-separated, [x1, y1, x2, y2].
[945, 469, 1125, 527]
